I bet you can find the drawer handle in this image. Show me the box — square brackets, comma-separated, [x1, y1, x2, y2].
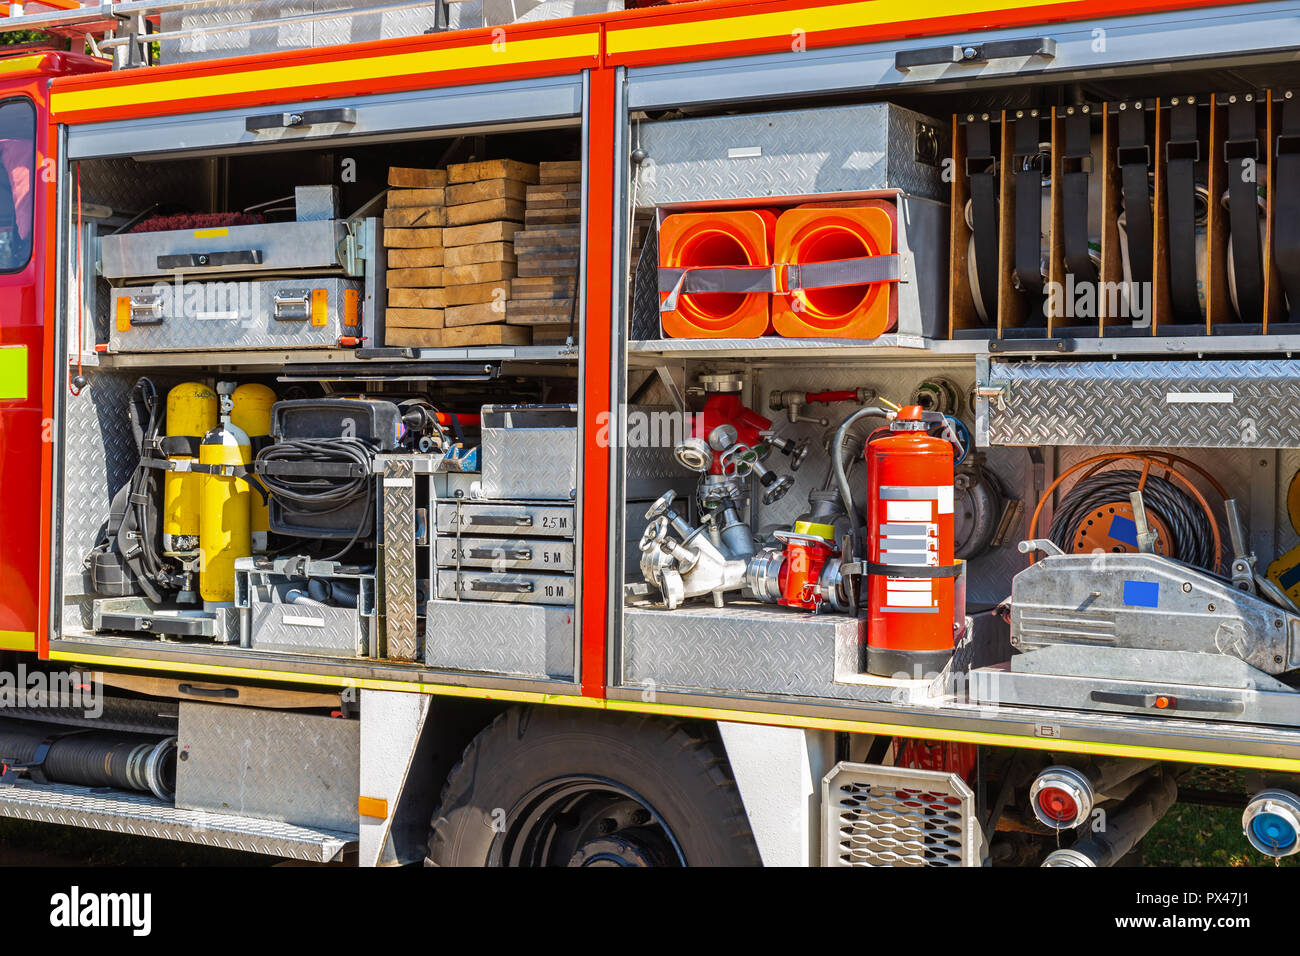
[273, 289, 311, 321]
[467, 579, 534, 594]
[466, 515, 533, 528]
[156, 250, 264, 270]
[895, 36, 1056, 71]
[246, 107, 358, 133]
[467, 547, 532, 560]
[124, 294, 165, 326]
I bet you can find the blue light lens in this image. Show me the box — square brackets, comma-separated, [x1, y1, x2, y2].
[1250, 812, 1297, 852]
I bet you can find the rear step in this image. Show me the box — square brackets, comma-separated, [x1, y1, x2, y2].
[0, 781, 355, 863]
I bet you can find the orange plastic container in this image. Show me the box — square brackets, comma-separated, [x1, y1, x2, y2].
[773, 201, 897, 339]
[659, 209, 777, 339]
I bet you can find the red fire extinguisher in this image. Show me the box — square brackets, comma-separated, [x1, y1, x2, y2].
[864, 405, 963, 678]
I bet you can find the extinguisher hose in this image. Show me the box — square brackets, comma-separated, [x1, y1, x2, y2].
[831, 407, 894, 558]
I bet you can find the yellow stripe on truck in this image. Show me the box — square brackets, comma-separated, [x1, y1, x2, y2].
[46, 650, 1300, 773]
[0, 345, 27, 400]
[0, 630, 36, 651]
[50, 33, 599, 116]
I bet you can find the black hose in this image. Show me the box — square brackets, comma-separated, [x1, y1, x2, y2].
[1048, 469, 1215, 569]
[0, 721, 176, 799]
[254, 437, 375, 562]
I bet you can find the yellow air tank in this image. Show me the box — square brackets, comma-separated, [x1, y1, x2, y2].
[199, 421, 252, 606]
[163, 382, 217, 553]
[230, 384, 276, 552]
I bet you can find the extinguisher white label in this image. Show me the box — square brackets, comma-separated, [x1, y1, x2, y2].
[937, 486, 954, 514]
[886, 499, 932, 522]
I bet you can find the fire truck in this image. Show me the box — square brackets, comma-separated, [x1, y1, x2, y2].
[4, 0, 1300, 868]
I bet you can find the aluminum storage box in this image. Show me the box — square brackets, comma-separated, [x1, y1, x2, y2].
[436, 570, 574, 605]
[100, 218, 352, 280]
[108, 276, 363, 352]
[435, 501, 574, 538]
[435, 535, 575, 572]
[424, 600, 575, 679]
[480, 404, 577, 500]
[634, 103, 949, 205]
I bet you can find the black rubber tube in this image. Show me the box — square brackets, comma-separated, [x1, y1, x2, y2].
[0, 721, 176, 799]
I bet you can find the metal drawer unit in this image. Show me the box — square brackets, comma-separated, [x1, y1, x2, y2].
[100, 218, 355, 280]
[235, 559, 376, 658]
[108, 276, 363, 352]
[434, 496, 576, 607]
[435, 536, 575, 572]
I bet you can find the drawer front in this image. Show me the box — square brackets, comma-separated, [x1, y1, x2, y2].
[436, 502, 574, 538]
[249, 601, 367, 657]
[436, 570, 575, 606]
[100, 219, 348, 280]
[435, 536, 575, 572]
[109, 277, 362, 352]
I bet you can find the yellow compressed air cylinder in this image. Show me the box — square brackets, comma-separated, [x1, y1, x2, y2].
[230, 384, 276, 552]
[163, 383, 218, 553]
[199, 422, 252, 606]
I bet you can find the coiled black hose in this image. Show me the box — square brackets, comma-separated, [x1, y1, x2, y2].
[1048, 469, 1215, 569]
[254, 437, 375, 562]
[0, 722, 176, 799]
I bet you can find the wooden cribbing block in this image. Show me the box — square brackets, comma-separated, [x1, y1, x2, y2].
[384, 206, 447, 229]
[447, 160, 539, 184]
[386, 324, 531, 347]
[386, 308, 445, 330]
[444, 241, 516, 268]
[539, 161, 581, 184]
[388, 187, 446, 208]
[387, 287, 445, 310]
[511, 275, 575, 299]
[446, 198, 526, 226]
[443, 280, 511, 307]
[445, 302, 511, 327]
[388, 167, 447, 188]
[387, 247, 444, 269]
[387, 266, 445, 288]
[446, 178, 529, 205]
[444, 220, 524, 247]
[384, 227, 446, 248]
[505, 299, 575, 324]
[445, 260, 516, 286]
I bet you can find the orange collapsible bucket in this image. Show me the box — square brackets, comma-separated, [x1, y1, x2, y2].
[659, 209, 777, 339]
[773, 202, 898, 339]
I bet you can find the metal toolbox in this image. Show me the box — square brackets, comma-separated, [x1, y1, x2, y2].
[249, 601, 369, 657]
[635, 102, 950, 205]
[435, 535, 575, 572]
[436, 569, 575, 606]
[480, 404, 577, 501]
[435, 501, 574, 538]
[424, 600, 575, 679]
[108, 276, 363, 352]
[100, 218, 353, 280]
[236, 560, 375, 657]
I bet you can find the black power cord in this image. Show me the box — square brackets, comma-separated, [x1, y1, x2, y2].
[1048, 468, 1215, 569]
[254, 437, 376, 563]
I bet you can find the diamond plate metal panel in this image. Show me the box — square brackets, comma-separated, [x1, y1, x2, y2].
[177, 702, 359, 832]
[635, 103, 949, 206]
[985, 359, 1300, 448]
[423, 599, 574, 679]
[822, 762, 980, 867]
[481, 427, 576, 500]
[109, 277, 363, 352]
[249, 601, 369, 657]
[381, 457, 418, 661]
[623, 605, 933, 702]
[0, 781, 353, 862]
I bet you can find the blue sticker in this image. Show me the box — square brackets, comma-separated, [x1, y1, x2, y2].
[1123, 580, 1159, 608]
[1108, 514, 1138, 547]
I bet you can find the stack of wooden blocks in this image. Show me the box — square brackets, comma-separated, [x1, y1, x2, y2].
[507, 161, 582, 345]
[434, 158, 539, 347]
[383, 166, 447, 348]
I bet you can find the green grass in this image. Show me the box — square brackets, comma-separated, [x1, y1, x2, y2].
[1143, 802, 1298, 867]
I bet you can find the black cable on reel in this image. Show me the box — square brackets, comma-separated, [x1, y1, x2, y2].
[1048, 469, 1215, 570]
[254, 438, 375, 563]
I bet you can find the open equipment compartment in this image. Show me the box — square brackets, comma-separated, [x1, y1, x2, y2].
[49, 72, 591, 690]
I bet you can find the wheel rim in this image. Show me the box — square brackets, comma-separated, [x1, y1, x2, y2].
[490, 776, 686, 867]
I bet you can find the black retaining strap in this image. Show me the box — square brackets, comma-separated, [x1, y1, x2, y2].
[1275, 93, 1300, 321]
[1226, 96, 1264, 321]
[966, 119, 1000, 325]
[657, 265, 778, 312]
[158, 435, 201, 457]
[1063, 110, 1098, 285]
[784, 255, 901, 291]
[1117, 104, 1154, 287]
[1013, 112, 1044, 296]
[866, 562, 965, 579]
[1166, 100, 1202, 323]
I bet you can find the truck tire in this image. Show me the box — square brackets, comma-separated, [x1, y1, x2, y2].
[426, 707, 761, 867]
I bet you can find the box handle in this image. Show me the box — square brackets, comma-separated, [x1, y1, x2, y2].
[467, 579, 534, 594]
[466, 514, 533, 528]
[156, 250, 264, 270]
[467, 547, 532, 560]
[895, 36, 1056, 71]
[246, 107, 358, 133]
